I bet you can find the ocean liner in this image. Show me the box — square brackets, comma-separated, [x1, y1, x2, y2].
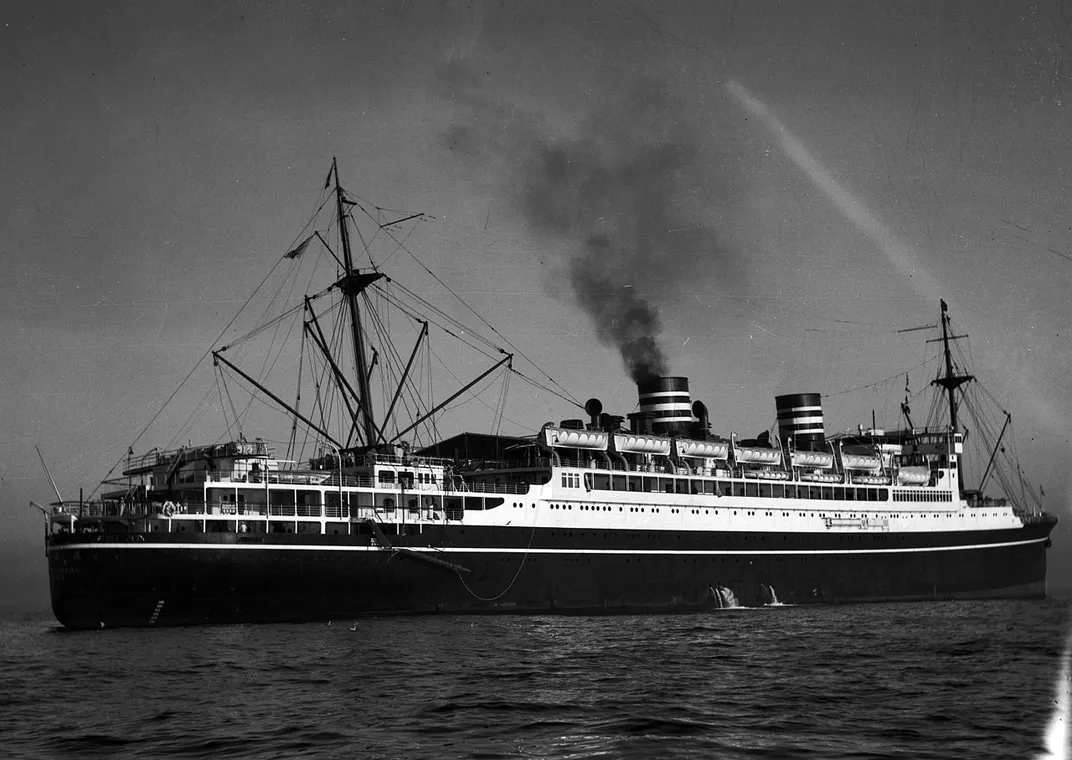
[42, 163, 1058, 628]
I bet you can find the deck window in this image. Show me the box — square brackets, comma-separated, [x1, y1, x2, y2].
[207, 488, 237, 514]
[349, 491, 374, 513]
[325, 492, 345, 518]
[269, 488, 296, 516]
[238, 490, 266, 515]
[296, 490, 321, 517]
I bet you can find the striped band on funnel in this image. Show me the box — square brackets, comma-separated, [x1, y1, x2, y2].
[775, 393, 825, 452]
[637, 376, 694, 435]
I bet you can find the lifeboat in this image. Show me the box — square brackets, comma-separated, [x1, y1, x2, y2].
[800, 472, 841, 483]
[542, 427, 609, 450]
[896, 467, 930, 485]
[791, 450, 834, 469]
[734, 446, 781, 465]
[613, 433, 672, 456]
[743, 470, 790, 480]
[842, 453, 882, 471]
[675, 438, 729, 460]
[851, 475, 889, 485]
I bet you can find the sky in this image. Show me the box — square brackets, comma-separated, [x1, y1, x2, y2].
[1, 0, 1070, 608]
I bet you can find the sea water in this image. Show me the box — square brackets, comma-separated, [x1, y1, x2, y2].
[1, 597, 1069, 759]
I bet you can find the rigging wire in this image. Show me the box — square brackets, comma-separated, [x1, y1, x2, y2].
[287, 329, 307, 461]
[507, 367, 580, 410]
[494, 370, 512, 437]
[215, 368, 236, 441]
[341, 191, 582, 413]
[360, 284, 451, 443]
[217, 364, 243, 440]
[365, 208, 581, 407]
[87, 250, 307, 498]
[426, 348, 527, 431]
[824, 355, 938, 398]
[374, 280, 508, 361]
[762, 301, 914, 329]
[229, 253, 324, 432]
[296, 341, 316, 464]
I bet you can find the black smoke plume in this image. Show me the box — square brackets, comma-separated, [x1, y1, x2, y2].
[437, 65, 742, 383]
[569, 236, 666, 383]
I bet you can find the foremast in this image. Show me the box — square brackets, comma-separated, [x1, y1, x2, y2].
[331, 158, 383, 448]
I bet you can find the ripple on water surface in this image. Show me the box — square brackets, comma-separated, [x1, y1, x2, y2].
[0, 598, 1068, 759]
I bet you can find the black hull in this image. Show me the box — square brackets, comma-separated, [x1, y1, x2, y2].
[48, 521, 1056, 629]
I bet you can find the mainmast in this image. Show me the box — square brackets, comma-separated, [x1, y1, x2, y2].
[930, 299, 973, 432]
[332, 158, 383, 448]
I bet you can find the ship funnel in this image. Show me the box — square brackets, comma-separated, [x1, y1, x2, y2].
[637, 376, 694, 436]
[775, 393, 826, 452]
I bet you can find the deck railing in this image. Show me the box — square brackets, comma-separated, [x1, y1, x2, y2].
[48, 499, 443, 524]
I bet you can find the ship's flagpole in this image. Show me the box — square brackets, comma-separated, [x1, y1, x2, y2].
[29, 500, 49, 515]
[35, 445, 64, 504]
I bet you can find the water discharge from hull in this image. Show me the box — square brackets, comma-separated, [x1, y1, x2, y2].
[761, 583, 781, 606]
[708, 584, 739, 610]
[708, 585, 721, 609]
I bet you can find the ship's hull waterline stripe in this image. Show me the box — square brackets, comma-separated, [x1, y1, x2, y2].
[48, 537, 1048, 556]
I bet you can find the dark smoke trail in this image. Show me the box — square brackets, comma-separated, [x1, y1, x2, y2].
[570, 236, 666, 384]
[437, 66, 743, 381]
